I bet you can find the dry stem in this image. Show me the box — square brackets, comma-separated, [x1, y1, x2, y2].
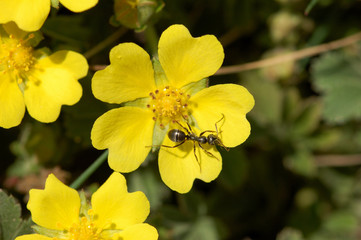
[215, 31, 361, 75]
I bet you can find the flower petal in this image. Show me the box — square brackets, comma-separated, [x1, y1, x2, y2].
[158, 131, 222, 193]
[158, 24, 224, 88]
[24, 51, 86, 123]
[0, 75, 25, 128]
[91, 107, 154, 172]
[44, 50, 89, 79]
[190, 84, 254, 147]
[197, 144, 223, 183]
[92, 172, 150, 230]
[2, 22, 29, 40]
[92, 43, 155, 104]
[113, 223, 158, 240]
[60, 0, 98, 12]
[15, 234, 51, 240]
[27, 174, 80, 230]
[0, 0, 50, 32]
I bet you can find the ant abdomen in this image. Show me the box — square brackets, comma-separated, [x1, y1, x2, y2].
[168, 129, 186, 143]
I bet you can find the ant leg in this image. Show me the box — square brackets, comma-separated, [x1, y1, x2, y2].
[161, 140, 186, 148]
[214, 113, 225, 135]
[145, 140, 186, 148]
[199, 114, 225, 137]
[198, 142, 220, 161]
[199, 130, 216, 136]
[214, 139, 230, 151]
[173, 120, 192, 135]
[214, 114, 230, 151]
[193, 142, 202, 172]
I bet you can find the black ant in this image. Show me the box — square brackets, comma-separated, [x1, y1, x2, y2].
[151, 114, 229, 168]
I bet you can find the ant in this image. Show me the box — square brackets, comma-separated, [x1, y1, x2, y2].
[153, 114, 229, 168]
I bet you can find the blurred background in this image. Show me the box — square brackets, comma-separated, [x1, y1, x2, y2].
[1, 0, 361, 239]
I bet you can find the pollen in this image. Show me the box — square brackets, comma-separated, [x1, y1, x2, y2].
[68, 216, 102, 240]
[147, 86, 190, 127]
[0, 34, 36, 84]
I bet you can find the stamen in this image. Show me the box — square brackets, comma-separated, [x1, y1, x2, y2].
[68, 214, 101, 240]
[0, 33, 36, 85]
[148, 86, 190, 128]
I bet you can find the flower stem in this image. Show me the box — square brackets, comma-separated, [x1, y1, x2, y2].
[83, 27, 128, 59]
[70, 150, 108, 189]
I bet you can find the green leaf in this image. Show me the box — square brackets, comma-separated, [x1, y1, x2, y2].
[218, 149, 248, 190]
[242, 73, 283, 126]
[318, 169, 354, 205]
[312, 48, 361, 123]
[127, 168, 170, 210]
[183, 216, 219, 240]
[291, 99, 322, 137]
[305, 128, 341, 151]
[324, 211, 358, 232]
[42, 15, 91, 50]
[284, 150, 316, 177]
[0, 190, 33, 240]
[283, 88, 301, 123]
[305, 0, 319, 15]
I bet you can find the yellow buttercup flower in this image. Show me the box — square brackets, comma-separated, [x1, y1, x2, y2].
[0, 23, 88, 129]
[0, 0, 98, 32]
[15, 172, 158, 240]
[91, 24, 254, 193]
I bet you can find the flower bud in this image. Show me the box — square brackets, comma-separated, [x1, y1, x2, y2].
[110, 0, 164, 31]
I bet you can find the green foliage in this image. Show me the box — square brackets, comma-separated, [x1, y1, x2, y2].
[218, 149, 249, 190]
[277, 228, 305, 240]
[312, 46, 361, 123]
[63, 76, 108, 147]
[0, 190, 33, 240]
[242, 74, 323, 176]
[127, 167, 170, 210]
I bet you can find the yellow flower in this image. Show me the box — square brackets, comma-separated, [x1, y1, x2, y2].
[91, 24, 254, 193]
[0, 23, 88, 129]
[15, 172, 158, 240]
[0, 0, 98, 32]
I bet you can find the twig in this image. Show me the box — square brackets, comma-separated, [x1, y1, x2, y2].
[215, 31, 361, 75]
[83, 27, 128, 59]
[90, 31, 361, 74]
[315, 154, 361, 167]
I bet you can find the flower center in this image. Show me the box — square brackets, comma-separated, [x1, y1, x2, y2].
[147, 86, 190, 128]
[68, 216, 102, 240]
[0, 34, 36, 84]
